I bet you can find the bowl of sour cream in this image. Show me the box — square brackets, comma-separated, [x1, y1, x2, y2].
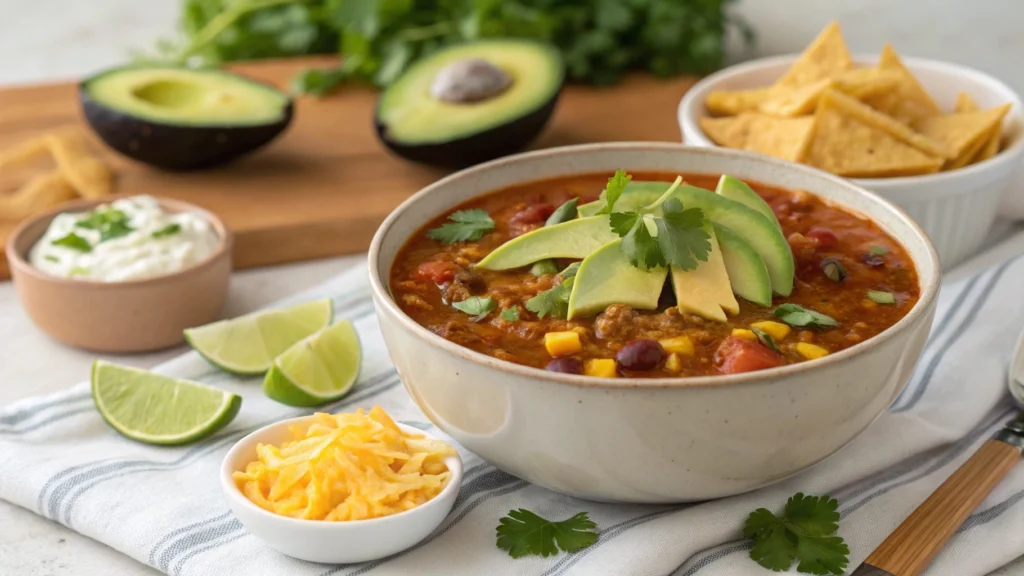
[6, 195, 232, 352]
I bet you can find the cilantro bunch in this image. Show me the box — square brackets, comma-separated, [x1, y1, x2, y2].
[744, 493, 849, 575]
[158, 0, 746, 95]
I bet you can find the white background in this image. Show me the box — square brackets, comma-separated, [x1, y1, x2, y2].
[1, 0, 1023, 574]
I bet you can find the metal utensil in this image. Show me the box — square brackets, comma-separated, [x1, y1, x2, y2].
[851, 327, 1024, 576]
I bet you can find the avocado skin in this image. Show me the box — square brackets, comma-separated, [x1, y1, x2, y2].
[79, 84, 293, 171]
[374, 91, 560, 168]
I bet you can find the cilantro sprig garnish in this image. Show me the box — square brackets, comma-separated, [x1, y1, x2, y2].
[525, 262, 580, 319]
[452, 296, 495, 321]
[496, 509, 598, 558]
[596, 170, 632, 215]
[77, 208, 135, 243]
[750, 327, 779, 352]
[774, 304, 840, 329]
[499, 307, 520, 322]
[427, 209, 494, 244]
[744, 493, 849, 575]
[607, 176, 711, 271]
[152, 223, 182, 238]
[51, 232, 92, 253]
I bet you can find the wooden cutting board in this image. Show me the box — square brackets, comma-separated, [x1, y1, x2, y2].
[0, 56, 696, 279]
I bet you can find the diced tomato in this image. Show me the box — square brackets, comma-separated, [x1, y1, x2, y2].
[411, 261, 460, 285]
[806, 227, 838, 250]
[715, 336, 783, 374]
[510, 204, 555, 225]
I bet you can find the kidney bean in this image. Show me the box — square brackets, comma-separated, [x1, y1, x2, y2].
[545, 357, 583, 374]
[615, 339, 665, 371]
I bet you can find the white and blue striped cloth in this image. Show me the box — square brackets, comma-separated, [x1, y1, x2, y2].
[4, 228, 1024, 576]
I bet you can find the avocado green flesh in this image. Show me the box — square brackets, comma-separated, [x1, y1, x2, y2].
[475, 216, 617, 270]
[715, 175, 780, 228]
[83, 67, 289, 126]
[669, 224, 739, 323]
[377, 40, 563, 145]
[577, 181, 673, 217]
[567, 240, 667, 319]
[715, 224, 773, 307]
[651, 185, 795, 297]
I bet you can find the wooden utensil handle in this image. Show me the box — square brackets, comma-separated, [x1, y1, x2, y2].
[855, 438, 1021, 576]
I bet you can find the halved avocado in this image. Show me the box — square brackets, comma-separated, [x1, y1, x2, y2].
[80, 66, 293, 170]
[375, 40, 564, 167]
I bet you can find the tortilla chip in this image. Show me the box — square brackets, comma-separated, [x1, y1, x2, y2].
[820, 89, 953, 159]
[757, 68, 902, 117]
[911, 103, 1011, 167]
[705, 87, 772, 116]
[773, 21, 853, 90]
[833, 68, 902, 99]
[952, 93, 1002, 165]
[801, 103, 943, 177]
[0, 171, 77, 221]
[46, 130, 114, 199]
[863, 44, 941, 123]
[700, 114, 815, 162]
[955, 92, 980, 113]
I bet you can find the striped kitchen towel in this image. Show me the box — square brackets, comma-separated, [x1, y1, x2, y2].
[4, 228, 1024, 576]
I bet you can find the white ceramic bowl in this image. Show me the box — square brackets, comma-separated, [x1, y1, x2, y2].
[678, 54, 1024, 268]
[368, 143, 940, 504]
[221, 417, 463, 563]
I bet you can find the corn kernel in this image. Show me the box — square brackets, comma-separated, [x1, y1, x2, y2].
[544, 331, 582, 357]
[732, 329, 756, 341]
[796, 342, 830, 360]
[664, 353, 682, 373]
[584, 359, 618, 378]
[750, 321, 790, 340]
[659, 336, 694, 356]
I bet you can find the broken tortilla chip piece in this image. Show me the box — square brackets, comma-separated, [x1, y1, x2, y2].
[862, 44, 941, 124]
[46, 130, 115, 199]
[801, 103, 943, 178]
[0, 171, 77, 221]
[700, 114, 814, 162]
[911, 103, 1011, 168]
[705, 87, 772, 116]
[772, 21, 853, 90]
[820, 89, 953, 159]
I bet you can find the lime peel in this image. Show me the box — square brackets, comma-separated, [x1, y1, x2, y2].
[263, 320, 361, 407]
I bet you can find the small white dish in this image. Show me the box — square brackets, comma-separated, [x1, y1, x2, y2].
[678, 54, 1024, 268]
[221, 417, 463, 564]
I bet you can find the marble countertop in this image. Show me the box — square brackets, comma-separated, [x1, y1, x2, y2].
[3, 0, 1024, 574]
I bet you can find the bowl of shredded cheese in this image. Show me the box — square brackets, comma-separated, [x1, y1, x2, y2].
[221, 406, 462, 563]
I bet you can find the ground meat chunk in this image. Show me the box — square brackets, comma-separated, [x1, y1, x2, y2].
[401, 294, 432, 311]
[594, 304, 637, 340]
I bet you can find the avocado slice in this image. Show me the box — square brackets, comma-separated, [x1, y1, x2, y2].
[714, 175, 781, 228]
[567, 240, 667, 319]
[715, 224, 772, 307]
[577, 181, 670, 217]
[80, 66, 293, 170]
[475, 216, 617, 270]
[376, 40, 564, 167]
[669, 224, 739, 322]
[651, 185, 795, 296]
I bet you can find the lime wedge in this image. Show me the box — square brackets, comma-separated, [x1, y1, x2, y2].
[184, 299, 333, 375]
[263, 320, 361, 407]
[91, 360, 241, 445]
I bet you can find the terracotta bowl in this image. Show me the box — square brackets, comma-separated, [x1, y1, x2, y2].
[368, 143, 941, 504]
[6, 196, 232, 353]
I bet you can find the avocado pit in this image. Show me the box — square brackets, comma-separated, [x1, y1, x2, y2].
[430, 58, 512, 104]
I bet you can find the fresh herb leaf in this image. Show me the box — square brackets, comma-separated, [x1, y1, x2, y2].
[596, 170, 631, 215]
[559, 261, 581, 281]
[496, 509, 598, 559]
[69, 266, 90, 277]
[100, 220, 135, 242]
[452, 296, 496, 321]
[427, 209, 494, 244]
[774, 304, 840, 329]
[868, 245, 889, 256]
[819, 257, 847, 282]
[750, 327, 779, 352]
[76, 208, 128, 230]
[867, 290, 896, 305]
[608, 211, 639, 236]
[530, 260, 559, 277]
[744, 493, 848, 575]
[43, 255, 60, 263]
[152, 223, 183, 238]
[620, 214, 665, 268]
[51, 233, 92, 253]
[525, 263, 579, 319]
[655, 199, 710, 271]
[500, 307, 520, 322]
[546, 198, 579, 226]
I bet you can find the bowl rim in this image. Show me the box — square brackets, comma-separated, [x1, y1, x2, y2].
[677, 52, 1024, 188]
[220, 418, 464, 529]
[367, 142, 942, 390]
[4, 194, 233, 288]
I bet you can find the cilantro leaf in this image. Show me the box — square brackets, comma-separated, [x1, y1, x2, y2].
[427, 209, 494, 244]
[750, 327, 779, 352]
[794, 535, 849, 575]
[100, 220, 135, 242]
[774, 304, 840, 329]
[620, 215, 665, 269]
[452, 296, 495, 321]
[546, 198, 579, 226]
[867, 290, 896, 305]
[609, 211, 638, 236]
[51, 232, 92, 253]
[496, 509, 598, 559]
[785, 493, 840, 537]
[526, 284, 570, 319]
[744, 493, 848, 575]
[76, 208, 128, 230]
[559, 261, 581, 281]
[655, 199, 710, 271]
[596, 170, 631, 214]
[750, 525, 798, 571]
[152, 223, 182, 238]
[499, 307, 520, 322]
[744, 507, 785, 538]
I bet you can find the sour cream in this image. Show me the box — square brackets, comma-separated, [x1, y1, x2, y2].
[29, 195, 220, 282]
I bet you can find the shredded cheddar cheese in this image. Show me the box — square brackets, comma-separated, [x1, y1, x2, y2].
[233, 406, 455, 521]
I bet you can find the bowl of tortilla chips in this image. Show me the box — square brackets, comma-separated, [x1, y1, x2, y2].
[678, 22, 1024, 267]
